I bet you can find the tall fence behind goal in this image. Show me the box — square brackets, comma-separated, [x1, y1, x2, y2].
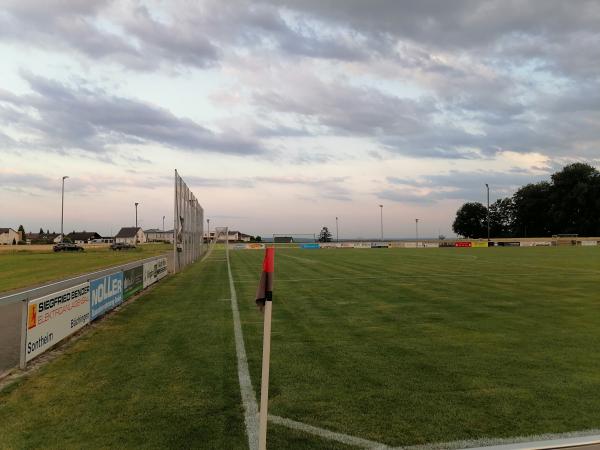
[173, 169, 204, 272]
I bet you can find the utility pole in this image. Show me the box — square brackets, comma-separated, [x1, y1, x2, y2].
[416, 218, 419, 248]
[335, 216, 339, 242]
[207, 218, 210, 243]
[162, 215, 165, 232]
[135, 202, 139, 228]
[379, 204, 383, 241]
[60, 176, 69, 242]
[485, 184, 490, 241]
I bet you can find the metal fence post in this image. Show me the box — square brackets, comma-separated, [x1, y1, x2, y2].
[19, 298, 28, 370]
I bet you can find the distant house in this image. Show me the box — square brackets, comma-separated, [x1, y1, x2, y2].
[145, 229, 174, 244]
[67, 231, 102, 244]
[211, 230, 253, 242]
[115, 227, 146, 244]
[25, 232, 61, 244]
[234, 231, 252, 242]
[0, 228, 20, 245]
[90, 237, 115, 244]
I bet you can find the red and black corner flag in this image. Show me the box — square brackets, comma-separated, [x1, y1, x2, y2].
[256, 247, 274, 311]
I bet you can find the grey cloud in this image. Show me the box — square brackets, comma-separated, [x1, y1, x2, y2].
[382, 169, 549, 204]
[0, 74, 266, 156]
[378, 189, 436, 205]
[255, 80, 434, 136]
[0, 171, 168, 196]
[267, 1, 600, 51]
[0, 0, 219, 71]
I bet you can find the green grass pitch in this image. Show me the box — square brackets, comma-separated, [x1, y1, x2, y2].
[231, 246, 600, 447]
[0, 246, 599, 449]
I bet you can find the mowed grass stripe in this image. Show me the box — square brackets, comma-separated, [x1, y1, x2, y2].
[0, 250, 248, 449]
[230, 247, 600, 447]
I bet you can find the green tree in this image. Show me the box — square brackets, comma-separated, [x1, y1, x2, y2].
[17, 225, 25, 241]
[548, 163, 600, 235]
[317, 226, 333, 242]
[452, 202, 487, 238]
[39, 227, 44, 236]
[489, 198, 514, 237]
[512, 182, 552, 237]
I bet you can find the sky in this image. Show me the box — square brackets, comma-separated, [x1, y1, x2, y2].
[1, 0, 599, 239]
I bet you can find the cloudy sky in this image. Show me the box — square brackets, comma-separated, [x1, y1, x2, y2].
[1, 0, 599, 238]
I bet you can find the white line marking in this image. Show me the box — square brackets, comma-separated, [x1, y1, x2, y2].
[226, 243, 260, 450]
[268, 415, 390, 449]
[392, 430, 600, 450]
[278, 253, 320, 264]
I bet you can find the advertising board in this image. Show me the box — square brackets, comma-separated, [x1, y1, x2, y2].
[371, 242, 390, 248]
[232, 244, 247, 250]
[455, 241, 472, 248]
[340, 242, 355, 248]
[470, 241, 488, 248]
[247, 243, 265, 249]
[123, 265, 143, 300]
[581, 240, 597, 246]
[26, 282, 90, 362]
[300, 243, 320, 249]
[143, 257, 168, 288]
[90, 272, 124, 320]
[498, 241, 520, 247]
[354, 242, 372, 249]
[423, 242, 440, 248]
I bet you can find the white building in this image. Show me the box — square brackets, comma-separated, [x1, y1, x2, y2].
[115, 227, 146, 244]
[145, 229, 174, 244]
[207, 230, 253, 242]
[0, 228, 20, 245]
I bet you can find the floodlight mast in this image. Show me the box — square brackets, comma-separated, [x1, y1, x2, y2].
[379, 204, 384, 241]
[60, 176, 69, 243]
[485, 183, 490, 241]
[416, 218, 419, 248]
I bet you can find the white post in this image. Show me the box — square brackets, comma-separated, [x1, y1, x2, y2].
[173, 170, 178, 273]
[258, 299, 273, 450]
[19, 298, 28, 369]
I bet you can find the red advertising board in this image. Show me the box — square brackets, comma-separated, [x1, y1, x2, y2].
[455, 241, 472, 247]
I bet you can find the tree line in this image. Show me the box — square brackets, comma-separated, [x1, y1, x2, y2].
[452, 163, 600, 238]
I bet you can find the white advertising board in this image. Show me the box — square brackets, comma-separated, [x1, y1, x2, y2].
[582, 240, 598, 246]
[143, 257, 168, 288]
[521, 241, 552, 247]
[25, 282, 90, 362]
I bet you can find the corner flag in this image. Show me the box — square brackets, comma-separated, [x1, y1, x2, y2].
[256, 247, 274, 450]
[256, 247, 275, 311]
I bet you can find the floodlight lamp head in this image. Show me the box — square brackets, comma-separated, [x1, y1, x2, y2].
[62, 175, 69, 180]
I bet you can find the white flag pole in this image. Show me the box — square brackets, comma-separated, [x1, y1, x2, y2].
[258, 296, 273, 450]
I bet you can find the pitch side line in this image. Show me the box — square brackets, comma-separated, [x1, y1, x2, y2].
[268, 415, 390, 449]
[392, 430, 600, 450]
[226, 243, 260, 450]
